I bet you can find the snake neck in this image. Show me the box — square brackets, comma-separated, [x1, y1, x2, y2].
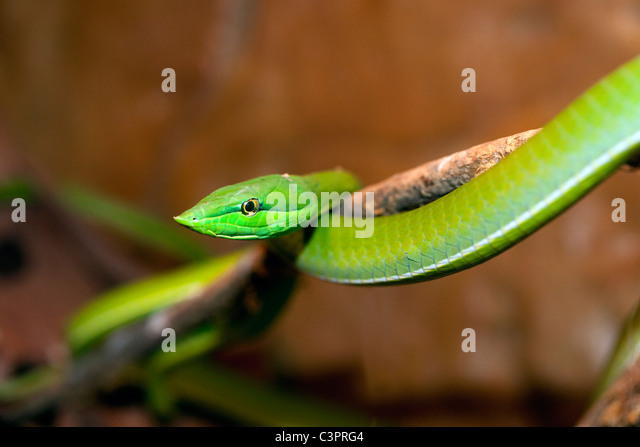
[264, 169, 362, 265]
[265, 228, 313, 265]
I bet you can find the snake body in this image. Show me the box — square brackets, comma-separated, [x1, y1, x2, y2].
[176, 55, 640, 285]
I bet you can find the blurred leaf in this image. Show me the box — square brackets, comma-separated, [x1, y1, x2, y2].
[0, 367, 60, 404]
[592, 299, 640, 400]
[58, 183, 209, 262]
[0, 177, 38, 203]
[1, 176, 209, 261]
[166, 360, 377, 427]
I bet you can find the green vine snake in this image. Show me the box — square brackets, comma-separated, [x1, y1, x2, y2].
[175, 55, 640, 285]
[7, 55, 640, 425]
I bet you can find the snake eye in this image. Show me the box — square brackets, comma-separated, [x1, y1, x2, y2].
[241, 198, 260, 217]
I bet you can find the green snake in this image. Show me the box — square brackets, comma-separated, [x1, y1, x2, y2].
[6, 56, 640, 425]
[175, 55, 640, 285]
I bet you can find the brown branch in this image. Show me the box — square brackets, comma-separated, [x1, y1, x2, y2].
[364, 128, 640, 217]
[577, 355, 640, 426]
[365, 129, 541, 216]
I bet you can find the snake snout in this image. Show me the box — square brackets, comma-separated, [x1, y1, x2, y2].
[174, 212, 199, 227]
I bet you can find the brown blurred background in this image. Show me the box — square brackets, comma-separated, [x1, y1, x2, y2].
[1, 0, 640, 426]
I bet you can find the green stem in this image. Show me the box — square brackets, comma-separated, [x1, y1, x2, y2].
[164, 360, 378, 427]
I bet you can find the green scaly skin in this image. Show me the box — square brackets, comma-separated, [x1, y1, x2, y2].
[176, 55, 640, 285]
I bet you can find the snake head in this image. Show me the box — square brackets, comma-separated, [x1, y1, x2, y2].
[174, 174, 317, 240]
